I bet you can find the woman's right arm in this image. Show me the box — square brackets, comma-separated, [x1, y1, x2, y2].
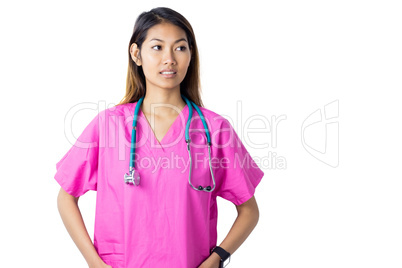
[57, 188, 111, 268]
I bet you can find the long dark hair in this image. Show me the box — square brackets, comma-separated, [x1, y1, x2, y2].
[116, 7, 203, 107]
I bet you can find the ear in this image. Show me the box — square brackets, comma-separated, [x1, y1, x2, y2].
[130, 43, 142, 66]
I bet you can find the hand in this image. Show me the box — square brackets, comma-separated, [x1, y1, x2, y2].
[197, 253, 221, 268]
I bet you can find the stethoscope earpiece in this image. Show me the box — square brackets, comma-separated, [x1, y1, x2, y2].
[197, 185, 212, 192]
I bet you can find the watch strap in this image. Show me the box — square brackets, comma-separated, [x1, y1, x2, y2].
[211, 246, 231, 266]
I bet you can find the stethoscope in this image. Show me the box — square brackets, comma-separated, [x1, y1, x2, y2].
[124, 94, 216, 192]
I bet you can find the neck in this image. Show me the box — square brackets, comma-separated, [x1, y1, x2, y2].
[140, 87, 186, 117]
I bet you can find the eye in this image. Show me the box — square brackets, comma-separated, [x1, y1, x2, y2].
[152, 45, 187, 51]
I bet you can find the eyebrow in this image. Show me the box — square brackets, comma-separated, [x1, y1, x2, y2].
[149, 38, 188, 44]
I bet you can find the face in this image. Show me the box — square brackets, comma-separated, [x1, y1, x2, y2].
[130, 22, 192, 91]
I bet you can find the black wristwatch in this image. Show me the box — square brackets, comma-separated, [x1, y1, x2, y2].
[211, 246, 231, 268]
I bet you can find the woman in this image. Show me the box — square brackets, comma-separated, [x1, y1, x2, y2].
[55, 7, 264, 268]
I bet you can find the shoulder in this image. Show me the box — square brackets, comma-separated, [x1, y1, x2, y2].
[195, 106, 235, 145]
[197, 106, 239, 149]
[196, 106, 230, 130]
[97, 102, 136, 120]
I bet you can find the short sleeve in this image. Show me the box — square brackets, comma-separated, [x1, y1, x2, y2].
[54, 113, 100, 198]
[213, 119, 264, 205]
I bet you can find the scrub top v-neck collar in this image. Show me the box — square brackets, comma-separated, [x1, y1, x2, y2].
[137, 103, 190, 151]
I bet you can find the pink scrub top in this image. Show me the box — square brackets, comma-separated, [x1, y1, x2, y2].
[54, 101, 264, 268]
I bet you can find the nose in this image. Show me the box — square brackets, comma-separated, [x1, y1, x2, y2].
[163, 50, 176, 65]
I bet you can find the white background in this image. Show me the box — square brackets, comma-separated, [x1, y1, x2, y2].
[0, 0, 401, 267]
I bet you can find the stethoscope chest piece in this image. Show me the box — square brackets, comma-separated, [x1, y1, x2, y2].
[125, 168, 140, 186]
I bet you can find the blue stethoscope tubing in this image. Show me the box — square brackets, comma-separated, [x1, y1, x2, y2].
[124, 94, 216, 192]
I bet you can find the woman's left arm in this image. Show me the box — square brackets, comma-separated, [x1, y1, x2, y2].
[198, 195, 260, 268]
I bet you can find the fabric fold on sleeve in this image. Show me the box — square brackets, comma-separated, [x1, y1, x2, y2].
[214, 119, 264, 205]
[54, 113, 100, 198]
